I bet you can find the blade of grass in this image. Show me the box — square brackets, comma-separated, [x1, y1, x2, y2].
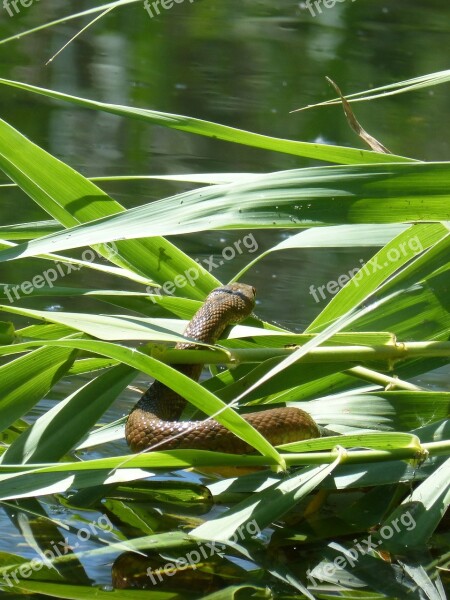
[379, 458, 450, 554]
[292, 68, 450, 111]
[191, 449, 345, 542]
[0, 347, 77, 433]
[0, 1, 139, 46]
[0, 79, 414, 165]
[0, 116, 218, 298]
[1, 161, 450, 262]
[1, 364, 136, 464]
[307, 223, 448, 331]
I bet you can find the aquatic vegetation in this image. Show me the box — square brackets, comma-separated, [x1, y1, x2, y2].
[0, 5, 448, 598]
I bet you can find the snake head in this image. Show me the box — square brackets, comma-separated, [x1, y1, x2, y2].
[208, 282, 256, 323]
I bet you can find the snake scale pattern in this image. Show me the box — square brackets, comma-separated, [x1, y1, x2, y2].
[125, 283, 319, 453]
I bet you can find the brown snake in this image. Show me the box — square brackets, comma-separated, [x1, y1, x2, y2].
[125, 283, 319, 454]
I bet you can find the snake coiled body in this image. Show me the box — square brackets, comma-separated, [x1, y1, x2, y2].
[126, 283, 319, 453]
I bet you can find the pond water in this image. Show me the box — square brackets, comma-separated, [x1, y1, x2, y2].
[0, 0, 449, 592]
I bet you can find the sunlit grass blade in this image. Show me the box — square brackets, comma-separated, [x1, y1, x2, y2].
[75, 417, 126, 450]
[0, 116, 218, 299]
[68, 357, 119, 376]
[347, 269, 449, 345]
[209, 455, 445, 498]
[0, 304, 190, 342]
[1, 364, 135, 464]
[1, 163, 450, 263]
[380, 457, 450, 554]
[0, 239, 151, 285]
[308, 223, 449, 331]
[227, 292, 399, 409]
[312, 542, 421, 598]
[6, 580, 177, 599]
[0, 444, 446, 501]
[233, 223, 411, 282]
[0, 347, 77, 433]
[279, 432, 423, 453]
[301, 392, 450, 432]
[399, 561, 447, 600]
[0, 79, 413, 165]
[46, 5, 118, 67]
[0, 320, 14, 344]
[93, 172, 257, 184]
[375, 231, 450, 299]
[1, 303, 271, 346]
[191, 450, 345, 542]
[293, 68, 450, 110]
[201, 585, 270, 599]
[0, 0, 139, 46]
[16, 322, 75, 340]
[0, 219, 60, 239]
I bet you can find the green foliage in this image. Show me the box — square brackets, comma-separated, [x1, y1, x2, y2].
[0, 57, 448, 600]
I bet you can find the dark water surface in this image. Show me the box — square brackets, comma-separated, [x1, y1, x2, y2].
[0, 0, 449, 591]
